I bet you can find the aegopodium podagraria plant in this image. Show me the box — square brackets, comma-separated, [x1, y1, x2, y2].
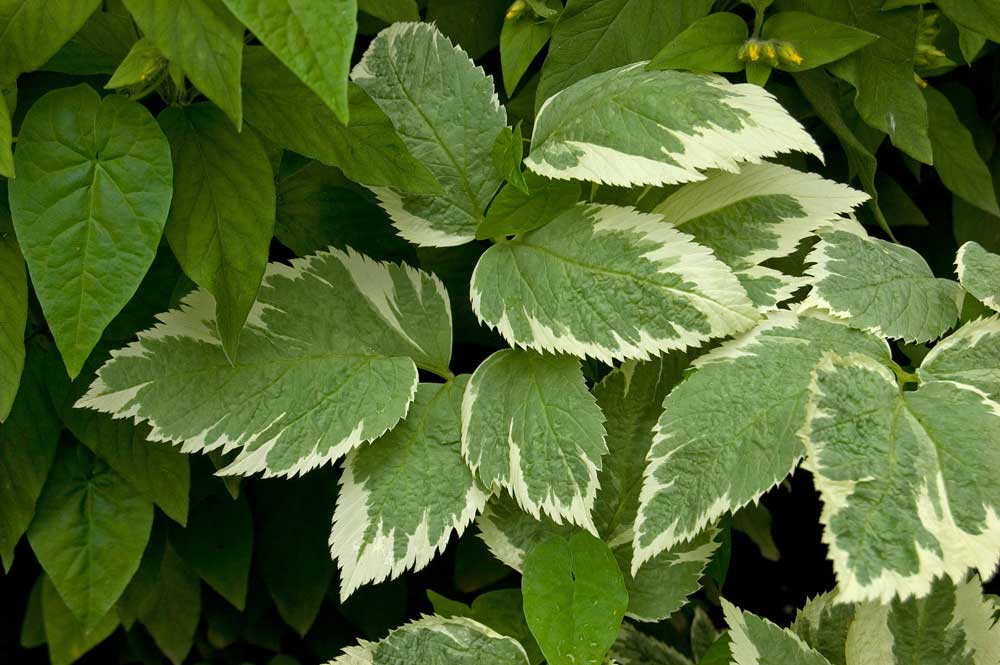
[2, 2, 999, 664]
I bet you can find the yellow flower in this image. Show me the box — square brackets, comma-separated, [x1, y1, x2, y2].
[778, 42, 804, 66]
[506, 0, 527, 20]
[745, 40, 761, 62]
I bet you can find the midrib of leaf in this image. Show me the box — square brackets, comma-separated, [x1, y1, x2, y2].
[527, 371, 585, 497]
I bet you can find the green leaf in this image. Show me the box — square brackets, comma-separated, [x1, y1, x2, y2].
[358, 0, 419, 23]
[0, 343, 65, 570]
[39, 10, 136, 75]
[137, 543, 201, 665]
[935, 0, 1000, 44]
[500, 0, 559, 96]
[170, 479, 253, 609]
[652, 163, 867, 271]
[761, 11, 879, 72]
[41, 575, 119, 665]
[802, 352, 1000, 602]
[522, 531, 628, 665]
[477, 173, 580, 239]
[957, 242, 1000, 312]
[331, 615, 531, 664]
[492, 123, 529, 194]
[691, 608, 720, 663]
[122, 0, 244, 128]
[0, 194, 25, 419]
[791, 592, 855, 665]
[0, 86, 13, 178]
[220, 0, 356, 125]
[242, 47, 439, 195]
[925, 86, 1000, 216]
[116, 522, 166, 629]
[332, 379, 489, 600]
[722, 598, 832, 665]
[610, 622, 694, 665]
[471, 203, 758, 362]
[0, 0, 102, 81]
[463, 350, 606, 529]
[919, 315, 1000, 401]
[536, 0, 714, 110]
[254, 472, 336, 636]
[732, 503, 780, 562]
[27, 441, 154, 631]
[526, 64, 821, 187]
[274, 160, 416, 264]
[648, 13, 748, 73]
[792, 68, 889, 234]
[633, 312, 889, 573]
[158, 103, 275, 362]
[77, 248, 452, 477]
[351, 22, 507, 246]
[20, 576, 45, 648]
[804, 225, 964, 343]
[105, 38, 165, 89]
[782, 0, 931, 163]
[429, 589, 543, 665]
[958, 26, 988, 64]
[8, 84, 173, 378]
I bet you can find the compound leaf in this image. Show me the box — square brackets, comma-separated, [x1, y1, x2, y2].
[957, 241, 1000, 312]
[919, 316, 1000, 401]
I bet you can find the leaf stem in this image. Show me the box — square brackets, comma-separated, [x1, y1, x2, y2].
[416, 362, 456, 382]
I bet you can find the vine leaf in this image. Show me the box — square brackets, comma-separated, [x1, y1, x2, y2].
[77, 248, 452, 478]
[331, 378, 489, 600]
[8, 84, 172, 378]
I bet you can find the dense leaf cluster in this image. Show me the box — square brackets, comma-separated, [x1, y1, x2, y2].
[1, 1, 999, 665]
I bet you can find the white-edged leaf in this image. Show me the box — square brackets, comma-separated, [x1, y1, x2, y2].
[722, 598, 833, 665]
[76, 248, 453, 478]
[957, 241, 1000, 312]
[737, 265, 806, 313]
[652, 163, 867, 269]
[633, 311, 889, 574]
[802, 352, 1000, 603]
[791, 591, 856, 665]
[919, 315, 1000, 401]
[526, 63, 821, 187]
[471, 202, 758, 363]
[954, 575, 1000, 665]
[462, 350, 606, 530]
[803, 225, 964, 343]
[331, 378, 489, 600]
[329, 614, 530, 665]
[351, 22, 507, 246]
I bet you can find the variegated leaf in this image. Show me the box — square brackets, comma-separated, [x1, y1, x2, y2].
[633, 311, 889, 574]
[842, 576, 999, 665]
[791, 592, 855, 665]
[803, 225, 964, 343]
[477, 356, 719, 623]
[351, 22, 506, 246]
[328, 614, 530, 665]
[652, 163, 868, 270]
[462, 350, 606, 529]
[77, 248, 452, 478]
[609, 622, 693, 665]
[919, 316, 1000, 401]
[737, 266, 806, 312]
[471, 203, 758, 363]
[957, 241, 1000, 312]
[802, 352, 1000, 603]
[723, 598, 833, 665]
[330, 378, 489, 600]
[526, 63, 821, 187]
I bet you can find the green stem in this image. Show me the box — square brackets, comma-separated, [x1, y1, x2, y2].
[890, 362, 919, 388]
[416, 362, 456, 382]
